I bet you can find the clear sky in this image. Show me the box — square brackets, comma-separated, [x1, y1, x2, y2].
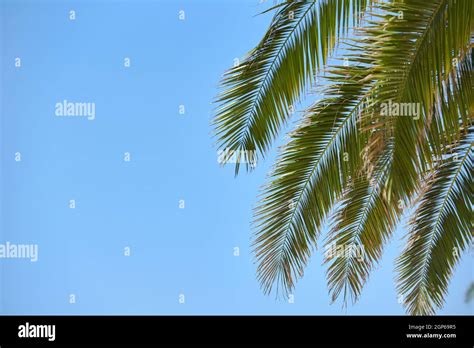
[0, 0, 472, 315]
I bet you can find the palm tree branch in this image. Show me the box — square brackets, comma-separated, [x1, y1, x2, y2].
[396, 138, 473, 315]
[214, 0, 372, 174]
[254, 63, 375, 295]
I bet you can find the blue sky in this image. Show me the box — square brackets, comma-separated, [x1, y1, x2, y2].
[0, 0, 472, 315]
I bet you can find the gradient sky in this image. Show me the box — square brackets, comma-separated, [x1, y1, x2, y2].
[0, 0, 472, 315]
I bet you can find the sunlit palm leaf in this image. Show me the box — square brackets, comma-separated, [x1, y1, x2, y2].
[216, 0, 474, 314]
[395, 47, 473, 315]
[377, 0, 473, 203]
[396, 138, 473, 315]
[324, 145, 400, 305]
[253, 62, 374, 295]
[213, 0, 372, 173]
[322, 0, 474, 307]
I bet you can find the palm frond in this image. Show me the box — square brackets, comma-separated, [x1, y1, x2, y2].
[373, 0, 474, 203]
[396, 138, 473, 315]
[213, 0, 372, 174]
[466, 282, 474, 303]
[324, 0, 474, 305]
[217, 0, 474, 313]
[395, 46, 473, 315]
[324, 145, 400, 305]
[427, 45, 474, 156]
[253, 61, 375, 295]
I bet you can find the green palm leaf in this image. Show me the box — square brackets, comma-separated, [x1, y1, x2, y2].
[215, 0, 474, 314]
[324, 145, 399, 305]
[396, 138, 473, 315]
[324, 0, 474, 306]
[376, 0, 473, 202]
[213, 0, 372, 173]
[395, 47, 473, 315]
[253, 62, 374, 295]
